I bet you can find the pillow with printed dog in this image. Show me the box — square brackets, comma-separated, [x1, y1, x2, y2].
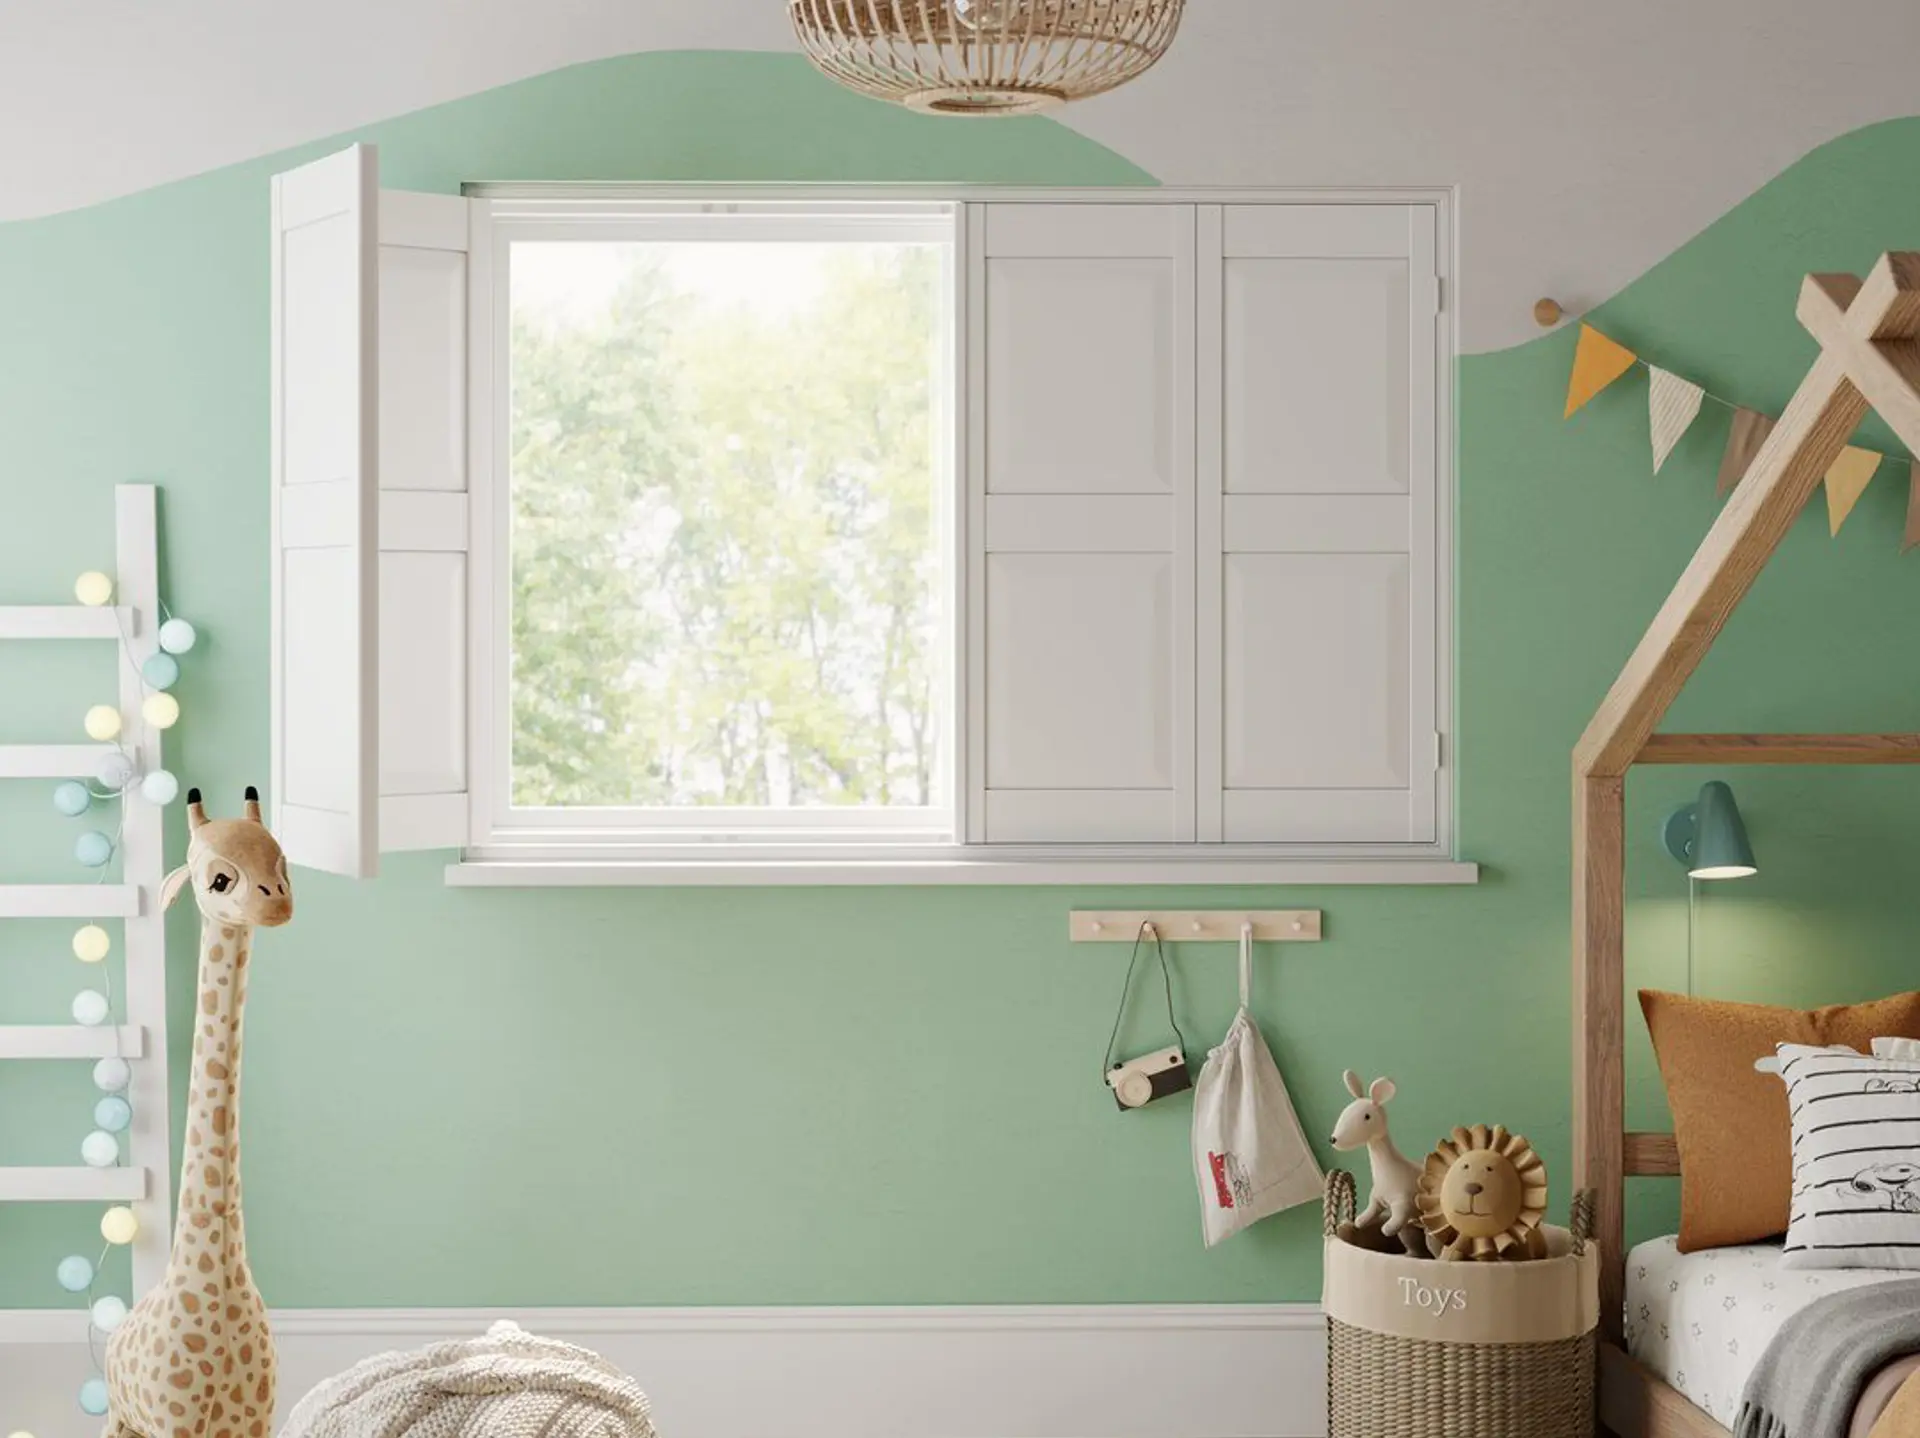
[1774, 1042, 1920, 1269]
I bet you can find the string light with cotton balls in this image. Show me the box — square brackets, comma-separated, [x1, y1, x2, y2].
[6, 572, 207, 1431]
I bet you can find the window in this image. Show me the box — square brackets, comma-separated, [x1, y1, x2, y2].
[495, 208, 956, 844]
[266, 152, 1469, 882]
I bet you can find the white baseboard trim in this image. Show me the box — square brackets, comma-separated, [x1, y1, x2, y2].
[0, 1303, 1328, 1438]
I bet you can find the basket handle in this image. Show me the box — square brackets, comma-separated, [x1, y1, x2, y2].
[1569, 1187, 1597, 1256]
[1323, 1168, 1356, 1238]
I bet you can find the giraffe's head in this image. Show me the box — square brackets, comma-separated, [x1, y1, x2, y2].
[159, 786, 294, 928]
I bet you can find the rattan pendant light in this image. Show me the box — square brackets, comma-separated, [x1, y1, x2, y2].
[790, 0, 1186, 116]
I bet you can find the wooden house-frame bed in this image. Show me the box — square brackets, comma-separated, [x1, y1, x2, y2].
[1575, 253, 1920, 1438]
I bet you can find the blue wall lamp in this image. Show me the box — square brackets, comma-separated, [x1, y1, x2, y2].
[1662, 780, 1757, 880]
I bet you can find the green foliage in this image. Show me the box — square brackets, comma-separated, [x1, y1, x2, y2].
[509, 242, 943, 811]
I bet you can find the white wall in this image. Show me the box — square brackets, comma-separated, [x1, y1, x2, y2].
[4, 1, 1920, 348]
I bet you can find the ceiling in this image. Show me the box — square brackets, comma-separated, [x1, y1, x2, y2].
[5, 0, 1918, 350]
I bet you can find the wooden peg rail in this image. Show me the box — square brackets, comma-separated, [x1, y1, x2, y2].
[1069, 910, 1323, 943]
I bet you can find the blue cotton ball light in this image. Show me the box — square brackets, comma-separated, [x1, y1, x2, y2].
[141, 769, 180, 805]
[157, 617, 197, 654]
[93, 1057, 130, 1092]
[141, 652, 180, 690]
[53, 781, 91, 817]
[78, 1378, 109, 1416]
[55, 1254, 94, 1292]
[95, 1096, 132, 1133]
[75, 831, 113, 867]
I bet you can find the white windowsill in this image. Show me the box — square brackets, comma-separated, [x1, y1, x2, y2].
[443, 856, 1481, 888]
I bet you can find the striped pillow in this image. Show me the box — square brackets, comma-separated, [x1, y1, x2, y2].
[1780, 1043, 1920, 1270]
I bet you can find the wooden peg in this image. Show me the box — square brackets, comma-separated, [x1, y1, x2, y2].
[1534, 298, 1564, 328]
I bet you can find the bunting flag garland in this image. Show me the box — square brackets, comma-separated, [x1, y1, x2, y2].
[1824, 446, 1883, 536]
[1905, 463, 1920, 554]
[1560, 322, 1919, 551]
[1565, 325, 1640, 418]
[1648, 367, 1707, 473]
[1718, 409, 1777, 497]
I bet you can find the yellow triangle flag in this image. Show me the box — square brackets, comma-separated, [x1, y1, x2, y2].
[1565, 325, 1639, 418]
[1824, 446, 1883, 536]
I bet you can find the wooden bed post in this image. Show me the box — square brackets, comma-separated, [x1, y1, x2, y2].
[1572, 254, 1920, 1384]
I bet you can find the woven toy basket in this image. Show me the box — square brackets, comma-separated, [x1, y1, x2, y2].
[1321, 1169, 1599, 1438]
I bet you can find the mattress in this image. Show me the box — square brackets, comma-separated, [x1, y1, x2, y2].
[1625, 1234, 1917, 1431]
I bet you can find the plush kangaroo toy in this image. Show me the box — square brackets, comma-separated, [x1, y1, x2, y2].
[1330, 1070, 1427, 1257]
[102, 787, 291, 1438]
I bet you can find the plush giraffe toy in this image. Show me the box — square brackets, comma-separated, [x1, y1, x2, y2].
[103, 786, 291, 1438]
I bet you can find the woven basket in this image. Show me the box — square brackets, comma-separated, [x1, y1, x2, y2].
[1322, 1169, 1599, 1438]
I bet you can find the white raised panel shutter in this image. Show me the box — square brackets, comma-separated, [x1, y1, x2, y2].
[271, 145, 381, 877]
[973, 204, 1197, 843]
[1199, 204, 1440, 843]
[375, 189, 475, 852]
[272, 145, 474, 876]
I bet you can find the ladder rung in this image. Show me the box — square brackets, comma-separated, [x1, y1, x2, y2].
[0, 744, 120, 779]
[0, 1168, 147, 1202]
[0, 606, 136, 640]
[0, 1025, 144, 1060]
[0, 885, 140, 919]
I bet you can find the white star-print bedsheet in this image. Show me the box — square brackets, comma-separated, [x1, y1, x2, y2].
[1625, 1235, 1912, 1428]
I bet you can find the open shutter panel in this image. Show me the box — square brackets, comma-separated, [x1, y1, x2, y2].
[270, 144, 381, 877]
[1198, 203, 1440, 843]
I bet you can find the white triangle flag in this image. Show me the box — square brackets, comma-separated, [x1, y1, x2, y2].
[1649, 367, 1707, 474]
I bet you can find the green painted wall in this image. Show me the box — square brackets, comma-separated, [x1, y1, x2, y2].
[1, 49, 1918, 1308]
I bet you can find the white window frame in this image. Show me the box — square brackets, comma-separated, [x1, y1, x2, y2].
[455, 185, 1473, 887]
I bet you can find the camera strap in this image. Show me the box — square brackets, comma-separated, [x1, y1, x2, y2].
[1102, 920, 1188, 1079]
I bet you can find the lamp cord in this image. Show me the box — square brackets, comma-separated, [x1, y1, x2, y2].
[1686, 875, 1698, 998]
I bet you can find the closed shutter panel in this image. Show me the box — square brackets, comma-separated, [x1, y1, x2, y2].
[1197, 204, 1440, 843]
[971, 204, 1196, 843]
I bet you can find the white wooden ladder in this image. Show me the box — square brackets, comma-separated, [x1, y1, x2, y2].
[0, 483, 172, 1299]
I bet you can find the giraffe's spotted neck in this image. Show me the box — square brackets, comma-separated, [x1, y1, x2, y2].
[171, 918, 254, 1271]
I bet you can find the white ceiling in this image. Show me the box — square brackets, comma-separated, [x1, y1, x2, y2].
[5, 0, 1919, 351]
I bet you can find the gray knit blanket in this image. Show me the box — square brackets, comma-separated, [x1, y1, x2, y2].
[1735, 1279, 1920, 1438]
[279, 1320, 657, 1438]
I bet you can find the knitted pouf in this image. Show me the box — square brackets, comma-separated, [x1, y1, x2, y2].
[280, 1320, 657, 1438]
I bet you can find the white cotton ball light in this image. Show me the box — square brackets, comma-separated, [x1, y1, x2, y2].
[71, 989, 109, 1026]
[90, 1295, 129, 1333]
[81, 1130, 119, 1168]
[141, 769, 180, 805]
[93, 1057, 130, 1092]
[96, 751, 135, 792]
[83, 705, 122, 742]
[73, 925, 111, 963]
[100, 1207, 139, 1246]
[141, 693, 180, 730]
[157, 617, 197, 654]
[74, 572, 113, 607]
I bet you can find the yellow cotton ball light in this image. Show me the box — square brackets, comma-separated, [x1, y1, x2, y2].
[74, 571, 113, 606]
[141, 693, 180, 730]
[72, 925, 111, 964]
[83, 705, 122, 741]
[100, 1206, 139, 1246]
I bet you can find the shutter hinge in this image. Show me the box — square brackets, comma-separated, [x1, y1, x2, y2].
[1433, 732, 1445, 772]
[1427, 275, 1444, 317]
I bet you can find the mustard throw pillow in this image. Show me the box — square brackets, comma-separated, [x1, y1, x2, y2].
[1639, 989, 1920, 1252]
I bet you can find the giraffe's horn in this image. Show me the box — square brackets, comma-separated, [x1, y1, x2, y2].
[186, 787, 207, 832]
[243, 785, 261, 824]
